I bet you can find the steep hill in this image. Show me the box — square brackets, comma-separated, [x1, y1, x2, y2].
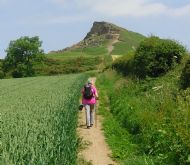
[49, 21, 146, 57]
[39, 22, 146, 76]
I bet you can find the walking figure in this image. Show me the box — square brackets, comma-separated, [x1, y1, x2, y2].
[81, 80, 98, 129]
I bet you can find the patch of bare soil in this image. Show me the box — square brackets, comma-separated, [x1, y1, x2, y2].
[107, 34, 120, 55]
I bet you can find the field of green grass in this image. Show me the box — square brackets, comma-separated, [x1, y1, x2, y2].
[0, 74, 87, 164]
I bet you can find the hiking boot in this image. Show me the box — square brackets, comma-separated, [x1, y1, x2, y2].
[87, 126, 90, 129]
[90, 124, 93, 127]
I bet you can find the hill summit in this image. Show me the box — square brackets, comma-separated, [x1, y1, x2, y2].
[58, 21, 123, 52]
[84, 21, 123, 41]
[51, 21, 145, 55]
[85, 21, 123, 37]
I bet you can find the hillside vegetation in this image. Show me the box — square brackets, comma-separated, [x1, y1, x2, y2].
[33, 56, 103, 75]
[111, 29, 145, 55]
[97, 36, 190, 164]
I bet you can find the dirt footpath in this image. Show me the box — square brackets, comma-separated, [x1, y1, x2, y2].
[77, 78, 115, 165]
[107, 34, 120, 55]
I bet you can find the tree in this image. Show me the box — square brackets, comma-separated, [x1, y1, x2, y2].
[3, 36, 44, 77]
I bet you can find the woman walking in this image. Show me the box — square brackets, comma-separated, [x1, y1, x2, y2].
[81, 80, 98, 129]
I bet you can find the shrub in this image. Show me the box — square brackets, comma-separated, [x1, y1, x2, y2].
[180, 59, 190, 89]
[112, 52, 135, 75]
[0, 70, 4, 79]
[133, 36, 186, 78]
[12, 63, 27, 78]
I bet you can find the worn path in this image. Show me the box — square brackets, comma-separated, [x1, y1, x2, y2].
[107, 34, 120, 55]
[77, 77, 115, 165]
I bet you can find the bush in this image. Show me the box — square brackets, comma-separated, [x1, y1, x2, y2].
[180, 59, 190, 89]
[0, 70, 4, 79]
[112, 52, 135, 75]
[133, 36, 186, 78]
[12, 63, 27, 78]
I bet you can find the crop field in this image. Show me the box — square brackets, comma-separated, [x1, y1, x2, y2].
[0, 74, 87, 164]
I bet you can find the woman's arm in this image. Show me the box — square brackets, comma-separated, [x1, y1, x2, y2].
[94, 87, 99, 100]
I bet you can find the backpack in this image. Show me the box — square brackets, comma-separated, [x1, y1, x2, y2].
[83, 84, 93, 99]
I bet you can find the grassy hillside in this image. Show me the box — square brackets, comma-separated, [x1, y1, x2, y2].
[34, 55, 103, 75]
[111, 30, 145, 55]
[48, 46, 108, 58]
[43, 40, 109, 75]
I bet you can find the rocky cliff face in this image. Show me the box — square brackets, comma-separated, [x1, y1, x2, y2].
[81, 21, 123, 47]
[85, 21, 121, 39]
[51, 21, 123, 53]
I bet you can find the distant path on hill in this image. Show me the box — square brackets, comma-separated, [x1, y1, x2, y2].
[107, 34, 120, 55]
[77, 77, 115, 165]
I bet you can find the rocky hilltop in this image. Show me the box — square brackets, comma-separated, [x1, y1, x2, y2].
[85, 21, 122, 39]
[51, 21, 124, 53]
[50, 21, 145, 55]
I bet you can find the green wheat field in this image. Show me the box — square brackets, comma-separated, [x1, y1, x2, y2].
[0, 74, 86, 164]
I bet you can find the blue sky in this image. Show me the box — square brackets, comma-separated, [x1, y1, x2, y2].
[0, 0, 190, 58]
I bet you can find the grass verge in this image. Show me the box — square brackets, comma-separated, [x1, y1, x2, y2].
[96, 65, 190, 164]
[96, 70, 148, 164]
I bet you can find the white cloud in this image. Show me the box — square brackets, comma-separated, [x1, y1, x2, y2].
[89, 0, 166, 17]
[168, 4, 190, 17]
[74, 0, 190, 18]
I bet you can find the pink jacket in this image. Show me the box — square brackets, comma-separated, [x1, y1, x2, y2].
[81, 86, 97, 105]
